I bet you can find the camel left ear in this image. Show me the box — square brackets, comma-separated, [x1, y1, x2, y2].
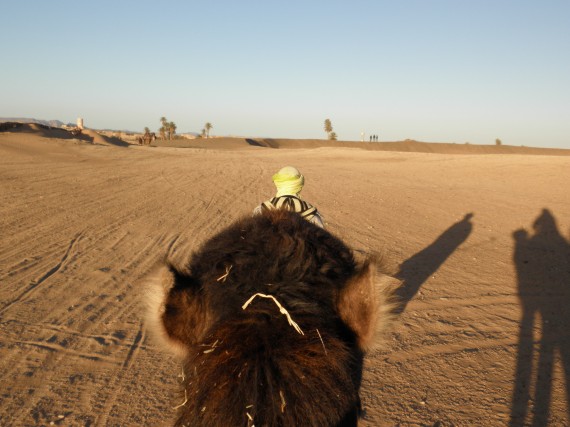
[337, 258, 395, 352]
[144, 263, 211, 359]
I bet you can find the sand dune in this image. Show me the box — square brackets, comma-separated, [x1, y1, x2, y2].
[152, 136, 570, 156]
[1, 131, 569, 426]
[1, 122, 129, 147]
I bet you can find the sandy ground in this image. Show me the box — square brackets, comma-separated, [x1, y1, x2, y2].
[1, 129, 569, 426]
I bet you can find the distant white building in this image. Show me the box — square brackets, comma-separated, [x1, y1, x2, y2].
[77, 118, 84, 129]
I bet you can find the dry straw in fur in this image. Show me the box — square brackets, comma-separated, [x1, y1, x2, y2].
[242, 293, 304, 335]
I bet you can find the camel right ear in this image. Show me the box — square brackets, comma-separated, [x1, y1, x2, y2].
[144, 263, 210, 359]
[337, 258, 396, 352]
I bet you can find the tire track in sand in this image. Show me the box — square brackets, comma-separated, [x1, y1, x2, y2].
[0, 231, 84, 315]
[97, 323, 146, 427]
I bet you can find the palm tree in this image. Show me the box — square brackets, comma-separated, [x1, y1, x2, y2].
[205, 122, 213, 138]
[324, 119, 333, 138]
[160, 117, 168, 140]
[169, 122, 177, 140]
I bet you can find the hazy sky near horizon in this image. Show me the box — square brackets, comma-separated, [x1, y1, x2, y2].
[2, 0, 569, 148]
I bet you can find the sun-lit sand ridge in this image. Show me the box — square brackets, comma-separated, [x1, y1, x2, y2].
[1, 125, 569, 426]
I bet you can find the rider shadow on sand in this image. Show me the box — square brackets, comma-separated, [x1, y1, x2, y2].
[510, 209, 570, 427]
[393, 213, 474, 314]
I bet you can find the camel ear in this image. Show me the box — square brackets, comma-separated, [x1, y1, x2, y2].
[144, 263, 210, 359]
[337, 258, 395, 352]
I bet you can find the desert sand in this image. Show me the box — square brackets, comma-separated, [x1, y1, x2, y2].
[1, 126, 569, 426]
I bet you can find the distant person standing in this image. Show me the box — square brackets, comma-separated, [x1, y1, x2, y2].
[254, 166, 324, 228]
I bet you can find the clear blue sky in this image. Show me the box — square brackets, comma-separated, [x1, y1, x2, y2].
[2, 0, 569, 148]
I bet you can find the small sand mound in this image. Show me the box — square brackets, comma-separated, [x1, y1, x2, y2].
[79, 129, 129, 147]
[1, 122, 72, 139]
[80, 129, 108, 144]
[0, 122, 25, 132]
[0, 122, 128, 147]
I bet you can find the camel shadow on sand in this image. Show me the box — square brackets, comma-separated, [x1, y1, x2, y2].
[510, 209, 570, 426]
[393, 213, 474, 314]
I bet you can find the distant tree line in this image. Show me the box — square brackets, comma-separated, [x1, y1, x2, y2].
[143, 118, 215, 141]
[141, 118, 397, 142]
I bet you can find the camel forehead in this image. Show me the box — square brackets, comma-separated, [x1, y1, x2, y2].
[188, 211, 356, 295]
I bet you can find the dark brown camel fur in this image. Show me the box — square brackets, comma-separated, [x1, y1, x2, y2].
[146, 209, 394, 427]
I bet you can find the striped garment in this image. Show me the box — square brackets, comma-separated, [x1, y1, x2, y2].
[257, 195, 324, 228]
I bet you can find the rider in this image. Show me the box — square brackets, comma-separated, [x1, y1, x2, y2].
[253, 166, 324, 228]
